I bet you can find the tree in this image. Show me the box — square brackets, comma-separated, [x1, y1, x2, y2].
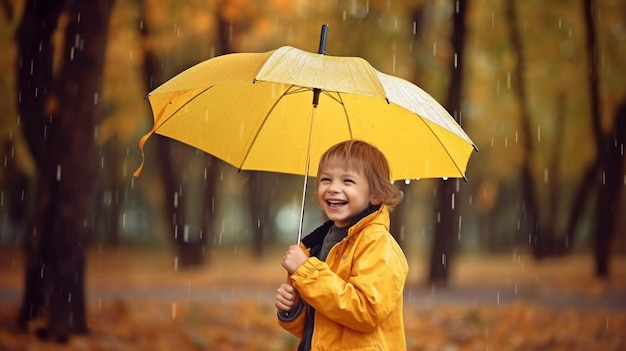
[16, 0, 114, 341]
[428, 0, 469, 285]
[137, 0, 217, 267]
[582, 0, 622, 277]
[503, 0, 544, 258]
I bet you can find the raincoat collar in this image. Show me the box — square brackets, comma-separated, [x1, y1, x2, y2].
[302, 203, 385, 258]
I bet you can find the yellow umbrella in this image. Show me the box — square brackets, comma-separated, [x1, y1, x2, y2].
[134, 26, 476, 240]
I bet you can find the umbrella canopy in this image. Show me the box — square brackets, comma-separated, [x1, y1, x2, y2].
[134, 45, 476, 181]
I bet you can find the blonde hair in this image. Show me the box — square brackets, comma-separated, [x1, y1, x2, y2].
[316, 140, 403, 207]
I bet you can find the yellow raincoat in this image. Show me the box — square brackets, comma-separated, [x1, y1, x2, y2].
[278, 204, 408, 350]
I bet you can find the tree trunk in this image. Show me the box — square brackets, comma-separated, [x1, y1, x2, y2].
[582, 0, 617, 278]
[594, 102, 626, 277]
[389, 182, 409, 249]
[504, 0, 544, 257]
[15, 0, 64, 333]
[17, 0, 114, 342]
[247, 173, 271, 257]
[138, 0, 213, 267]
[428, 0, 468, 285]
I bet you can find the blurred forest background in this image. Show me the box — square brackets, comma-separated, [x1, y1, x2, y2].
[0, 0, 625, 348]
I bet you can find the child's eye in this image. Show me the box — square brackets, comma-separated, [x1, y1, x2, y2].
[320, 177, 331, 183]
[343, 179, 356, 184]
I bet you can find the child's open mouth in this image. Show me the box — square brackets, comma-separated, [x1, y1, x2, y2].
[327, 199, 347, 208]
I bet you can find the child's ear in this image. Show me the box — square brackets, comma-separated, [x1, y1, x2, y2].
[370, 196, 382, 205]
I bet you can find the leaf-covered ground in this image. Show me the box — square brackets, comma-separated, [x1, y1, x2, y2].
[1, 248, 625, 350]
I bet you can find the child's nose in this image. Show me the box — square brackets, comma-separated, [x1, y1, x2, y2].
[328, 181, 341, 192]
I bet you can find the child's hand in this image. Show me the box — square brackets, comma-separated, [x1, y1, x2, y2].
[275, 283, 300, 312]
[281, 245, 308, 274]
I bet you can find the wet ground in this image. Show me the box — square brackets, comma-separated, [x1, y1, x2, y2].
[1, 247, 625, 350]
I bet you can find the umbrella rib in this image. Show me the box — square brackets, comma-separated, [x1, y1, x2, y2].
[335, 92, 354, 139]
[418, 116, 469, 181]
[134, 86, 212, 177]
[238, 84, 301, 170]
[154, 86, 213, 130]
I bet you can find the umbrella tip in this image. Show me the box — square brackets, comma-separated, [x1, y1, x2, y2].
[318, 24, 329, 55]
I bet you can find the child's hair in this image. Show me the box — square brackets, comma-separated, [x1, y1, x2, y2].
[316, 140, 403, 207]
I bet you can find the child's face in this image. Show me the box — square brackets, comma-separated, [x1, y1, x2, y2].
[316, 165, 378, 228]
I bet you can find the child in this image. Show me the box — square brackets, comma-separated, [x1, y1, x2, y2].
[275, 139, 408, 351]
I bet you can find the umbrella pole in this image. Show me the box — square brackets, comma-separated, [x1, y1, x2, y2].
[296, 106, 317, 244]
[296, 24, 329, 244]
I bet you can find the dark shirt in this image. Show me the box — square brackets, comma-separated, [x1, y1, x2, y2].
[319, 225, 348, 261]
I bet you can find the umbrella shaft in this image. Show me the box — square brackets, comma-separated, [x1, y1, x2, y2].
[296, 105, 318, 243]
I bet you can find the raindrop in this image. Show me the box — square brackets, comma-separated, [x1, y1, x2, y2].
[94, 92, 99, 106]
[496, 292, 500, 305]
[68, 292, 72, 303]
[441, 253, 446, 268]
[172, 303, 177, 319]
[506, 72, 511, 89]
[606, 316, 610, 329]
[451, 193, 455, 210]
[537, 125, 541, 142]
[174, 256, 179, 271]
[432, 42, 437, 56]
[56, 165, 62, 181]
[457, 216, 462, 240]
[544, 168, 549, 184]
